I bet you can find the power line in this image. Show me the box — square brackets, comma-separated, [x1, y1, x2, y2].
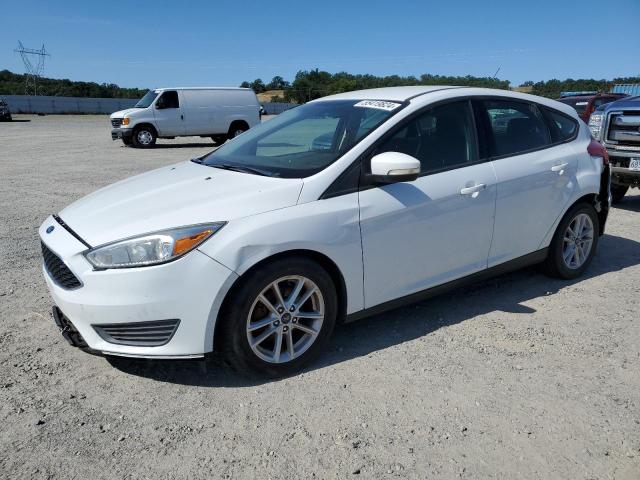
[14, 41, 51, 96]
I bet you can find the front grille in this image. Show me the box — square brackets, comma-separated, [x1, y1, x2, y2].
[607, 112, 640, 147]
[111, 118, 122, 128]
[93, 319, 180, 347]
[41, 242, 82, 289]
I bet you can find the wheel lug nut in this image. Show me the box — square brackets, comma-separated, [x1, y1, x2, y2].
[277, 307, 284, 313]
[274, 320, 280, 326]
[289, 306, 295, 312]
[292, 318, 297, 323]
[283, 326, 288, 332]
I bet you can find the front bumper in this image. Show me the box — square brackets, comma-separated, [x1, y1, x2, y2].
[111, 127, 133, 141]
[39, 216, 238, 358]
[606, 149, 640, 186]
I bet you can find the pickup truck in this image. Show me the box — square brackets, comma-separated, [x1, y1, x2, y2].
[589, 96, 640, 203]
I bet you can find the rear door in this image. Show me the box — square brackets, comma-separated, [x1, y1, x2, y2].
[359, 100, 497, 308]
[153, 90, 185, 136]
[480, 99, 579, 266]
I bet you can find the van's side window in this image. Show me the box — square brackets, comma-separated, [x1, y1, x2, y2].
[375, 101, 478, 174]
[482, 100, 551, 157]
[157, 91, 179, 109]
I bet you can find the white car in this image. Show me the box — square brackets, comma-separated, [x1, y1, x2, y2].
[110, 87, 260, 148]
[40, 86, 611, 376]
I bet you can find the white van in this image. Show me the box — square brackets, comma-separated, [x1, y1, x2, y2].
[110, 87, 260, 147]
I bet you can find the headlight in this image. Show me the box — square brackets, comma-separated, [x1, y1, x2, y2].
[122, 117, 130, 126]
[84, 223, 225, 269]
[588, 113, 603, 139]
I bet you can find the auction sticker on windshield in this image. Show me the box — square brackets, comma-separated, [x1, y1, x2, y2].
[354, 100, 402, 111]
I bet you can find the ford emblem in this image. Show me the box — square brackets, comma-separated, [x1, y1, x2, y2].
[46, 225, 55, 234]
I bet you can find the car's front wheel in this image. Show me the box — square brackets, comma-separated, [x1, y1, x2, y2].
[132, 126, 156, 148]
[543, 203, 599, 279]
[218, 258, 337, 377]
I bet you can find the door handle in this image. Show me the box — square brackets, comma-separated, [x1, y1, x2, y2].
[551, 163, 568, 173]
[460, 183, 487, 195]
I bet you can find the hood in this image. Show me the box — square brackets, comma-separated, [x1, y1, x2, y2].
[602, 96, 640, 112]
[110, 108, 141, 119]
[59, 161, 303, 247]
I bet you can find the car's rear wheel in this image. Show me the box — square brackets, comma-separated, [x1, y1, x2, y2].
[211, 135, 227, 145]
[132, 126, 156, 148]
[228, 121, 249, 139]
[611, 184, 629, 204]
[543, 203, 599, 279]
[218, 258, 337, 377]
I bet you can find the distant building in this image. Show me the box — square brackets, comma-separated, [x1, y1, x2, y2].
[612, 84, 640, 96]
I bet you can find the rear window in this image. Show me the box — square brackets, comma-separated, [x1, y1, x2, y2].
[483, 100, 551, 157]
[543, 107, 578, 143]
[558, 98, 589, 114]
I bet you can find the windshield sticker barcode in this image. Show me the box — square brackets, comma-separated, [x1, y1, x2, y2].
[354, 100, 402, 111]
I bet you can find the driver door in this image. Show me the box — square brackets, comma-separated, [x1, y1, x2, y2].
[153, 90, 185, 136]
[358, 100, 497, 308]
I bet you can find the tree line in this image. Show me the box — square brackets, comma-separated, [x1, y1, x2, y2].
[242, 70, 640, 102]
[0, 70, 148, 98]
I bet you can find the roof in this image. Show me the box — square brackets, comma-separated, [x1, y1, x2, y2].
[313, 86, 462, 102]
[153, 87, 252, 92]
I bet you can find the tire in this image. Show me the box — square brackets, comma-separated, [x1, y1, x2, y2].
[611, 184, 628, 204]
[543, 203, 599, 279]
[132, 126, 156, 148]
[122, 136, 133, 146]
[228, 122, 248, 139]
[211, 135, 227, 145]
[218, 257, 338, 377]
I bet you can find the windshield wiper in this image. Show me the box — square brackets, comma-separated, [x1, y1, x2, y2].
[209, 163, 274, 177]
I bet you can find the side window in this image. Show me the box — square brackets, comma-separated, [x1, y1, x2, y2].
[543, 107, 578, 143]
[376, 101, 478, 174]
[483, 100, 551, 157]
[157, 91, 179, 109]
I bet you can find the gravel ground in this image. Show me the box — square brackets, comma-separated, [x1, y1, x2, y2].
[1, 115, 639, 479]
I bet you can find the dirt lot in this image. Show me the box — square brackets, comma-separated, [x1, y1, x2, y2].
[1, 115, 639, 479]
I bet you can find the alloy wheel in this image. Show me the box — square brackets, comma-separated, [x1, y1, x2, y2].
[246, 275, 325, 363]
[562, 213, 594, 269]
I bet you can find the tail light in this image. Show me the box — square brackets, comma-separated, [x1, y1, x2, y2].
[587, 139, 609, 165]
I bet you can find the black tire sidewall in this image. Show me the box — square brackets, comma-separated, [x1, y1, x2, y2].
[611, 184, 628, 203]
[549, 203, 599, 279]
[221, 258, 337, 377]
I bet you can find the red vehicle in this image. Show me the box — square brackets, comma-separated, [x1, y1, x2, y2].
[557, 92, 627, 122]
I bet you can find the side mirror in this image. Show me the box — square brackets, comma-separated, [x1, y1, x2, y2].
[368, 151, 421, 184]
[155, 100, 165, 110]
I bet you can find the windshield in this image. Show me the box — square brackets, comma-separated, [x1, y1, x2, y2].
[134, 90, 158, 108]
[558, 97, 589, 114]
[201, 100, 403, 178]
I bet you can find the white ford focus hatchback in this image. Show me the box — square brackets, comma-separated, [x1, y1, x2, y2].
[40, 86, 611, 376]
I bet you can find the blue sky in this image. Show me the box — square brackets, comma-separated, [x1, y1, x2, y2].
[1, 0, 638, 90]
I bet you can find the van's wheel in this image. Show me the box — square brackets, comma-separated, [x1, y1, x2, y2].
[211, 135, 227, 145]
[611, 184, 628, 204]
[218, 257, 337, 377]
[122, 137, 133, 146]
[228, 122, 249, 139]
[543, 203, 599, 279]
[132, 126, 156, 148]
